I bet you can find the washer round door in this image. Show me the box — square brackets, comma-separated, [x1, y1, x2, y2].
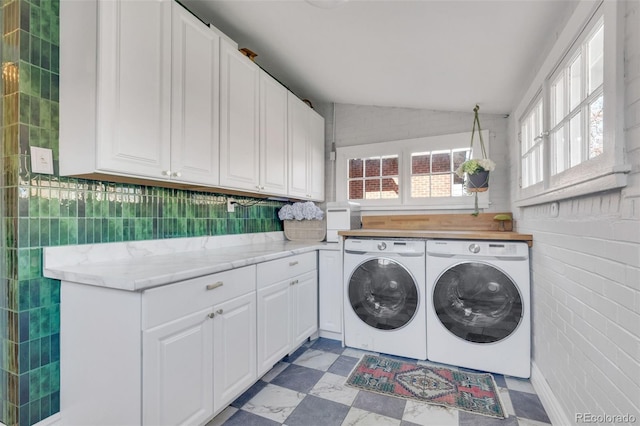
[433, 262, 523, 343]
[348, 258, 419, 330]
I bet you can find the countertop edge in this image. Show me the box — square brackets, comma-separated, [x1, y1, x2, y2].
[43, 241, 334, 292]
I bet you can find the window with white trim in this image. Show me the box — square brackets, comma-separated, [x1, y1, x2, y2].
[336, 131, 488, 210]
[516, 0, 627, 206]
[520, 96, 543, 188]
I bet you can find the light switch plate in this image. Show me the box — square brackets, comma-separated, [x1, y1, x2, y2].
[30, 146, 54, 175]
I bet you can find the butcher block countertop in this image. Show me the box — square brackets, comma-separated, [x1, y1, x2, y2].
[338, 213, 533, 247]
[338, 229, 533, 246]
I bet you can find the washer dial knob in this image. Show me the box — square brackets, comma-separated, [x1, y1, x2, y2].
[468, 243, 481, 254]
[377, 242, 387, 251]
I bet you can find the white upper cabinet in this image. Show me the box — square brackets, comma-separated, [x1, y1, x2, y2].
[170, 2, 220, 185]
[219, 40, 261, 191]
[95, 0, 172, 177]
[60, 0, 172, 178]
[288, 94, 325, 201]
[259, 71, 289, 196]
[61, 0, 324, 201]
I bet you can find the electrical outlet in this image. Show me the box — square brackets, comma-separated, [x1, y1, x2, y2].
[227, 199, 237, 213]
[30, 147, 54, 174]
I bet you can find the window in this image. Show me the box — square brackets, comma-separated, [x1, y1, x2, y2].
[515, 0, 626, 206]
[337, 131, 488, 210]
[520, 97, 543, 188]
[549, 19, 603, 175]
[347, 156, 399, 200]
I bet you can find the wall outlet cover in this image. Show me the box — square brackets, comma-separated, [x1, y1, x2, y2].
[30, 146, 54, 174]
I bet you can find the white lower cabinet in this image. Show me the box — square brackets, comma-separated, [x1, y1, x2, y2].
[60, 251, 319, 425]
[142, 307, 215, 426]
[142, 266, 256, 424]
[257, 252, 318, 377]
[212, 292, 257, 413]
[318, 249, 343, 339]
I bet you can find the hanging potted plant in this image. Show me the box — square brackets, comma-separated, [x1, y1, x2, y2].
[455, 105, 495, 214]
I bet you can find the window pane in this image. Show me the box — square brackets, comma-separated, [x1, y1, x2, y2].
[453, 150, 470, 171]
[348, 159, 363, 178]
[411, 175, 430, 198]
[431, 174, 451, 197]
[381, 156, 398, 176]
[569, 54, 582, 111]
[570, 112, 582, 167]
[552, 74, 565, 126]
[551, 127, 566, 175]
[588, 24, 604, 94]
[589, 95, 604, 158]
[349, 180, 363, 199]
[365, 158, 380, 177]
[381, 178, 399, 198]
[432, 152, 451, 173]
[365, 179, 380, 199]
[411, 153, 430, 174]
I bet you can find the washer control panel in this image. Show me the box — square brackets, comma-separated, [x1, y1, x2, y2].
[345, 238, 425, 255]
[427, 240, 528, 258]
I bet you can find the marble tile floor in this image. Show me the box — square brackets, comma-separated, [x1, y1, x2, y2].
[207, 338, 552, 426]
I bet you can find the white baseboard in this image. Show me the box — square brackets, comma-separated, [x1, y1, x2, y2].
[318, 329, 342, 341]
[531, 361, 573, 426]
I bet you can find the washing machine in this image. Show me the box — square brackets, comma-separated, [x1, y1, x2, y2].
[426, 240, 530, 378]
[343, 238, 426, 360]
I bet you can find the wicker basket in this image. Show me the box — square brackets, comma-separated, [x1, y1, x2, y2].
[283, 219, 326, 242]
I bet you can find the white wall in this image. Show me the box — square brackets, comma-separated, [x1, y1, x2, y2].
[509, 1, 640, 423]
[323, 103, 511, 213]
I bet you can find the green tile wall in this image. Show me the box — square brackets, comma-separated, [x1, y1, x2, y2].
[0, 1, 285, 425]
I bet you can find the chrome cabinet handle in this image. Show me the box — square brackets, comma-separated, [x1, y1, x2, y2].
[206, 281, 224, 291]
[290, 279, 299, 286]
[289, 261, 299, 266]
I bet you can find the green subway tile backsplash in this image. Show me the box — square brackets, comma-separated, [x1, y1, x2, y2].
[1, 0, 288, 424]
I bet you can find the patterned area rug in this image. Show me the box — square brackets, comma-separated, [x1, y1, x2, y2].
[345, 354, 505, 419]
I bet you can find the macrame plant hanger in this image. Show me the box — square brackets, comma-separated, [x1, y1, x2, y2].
[469, 104, 489, 215]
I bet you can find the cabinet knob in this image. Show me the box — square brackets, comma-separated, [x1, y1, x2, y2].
[290, 279, 298, 286]
[208, 312, 215, 319]
[172, 171, 182, 178]
[206, 281, 224, 291]
[162, 170, 171, 176]
[289, 261, 299, 266]
[216, 309, 224, 315]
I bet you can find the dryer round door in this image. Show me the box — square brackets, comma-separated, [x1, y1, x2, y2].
[348, 258, 419, 330]
[433, 262, 523, 343]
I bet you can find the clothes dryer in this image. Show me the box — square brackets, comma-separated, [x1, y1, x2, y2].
[343, 238, 427, 360]
[426, 240, 531, 378]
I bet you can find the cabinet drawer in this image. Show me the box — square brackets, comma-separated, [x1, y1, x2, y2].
[142, 265, 256, 329]
[257, 252, 316, 288]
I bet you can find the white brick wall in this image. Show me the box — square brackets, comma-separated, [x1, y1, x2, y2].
[511, 1, 640, 423]
[322, 103, 511, 212]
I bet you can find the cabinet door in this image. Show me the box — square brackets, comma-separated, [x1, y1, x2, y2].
[96, 0, 171, 178]
[257, 280, 291, 377]
[319, 250, 342, 335]
[171, 2, 220, 185]
[260, 71, 288, 196]
[213, 292, 257, 413]
[287, 93, 310, 199]
[220, 40, 260, 191]
[308, 109, 325, 201]
[143, 307, 214, 426]
[291, 270, 318, 348]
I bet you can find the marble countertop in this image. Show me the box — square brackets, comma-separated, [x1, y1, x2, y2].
[43, 232, 337, 292]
